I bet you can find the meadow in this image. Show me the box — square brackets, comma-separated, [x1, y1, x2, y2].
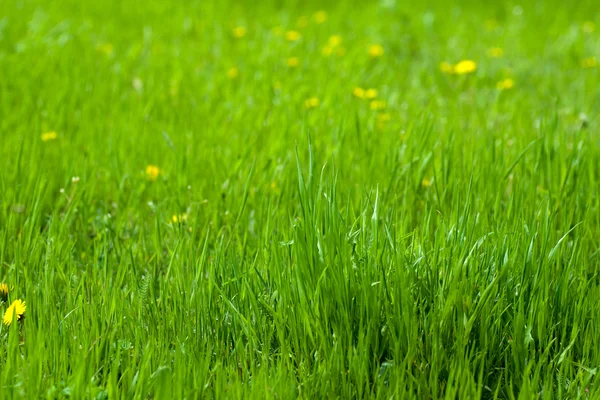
[1, 0, 600, 398]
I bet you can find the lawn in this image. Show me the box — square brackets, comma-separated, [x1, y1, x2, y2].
[1, 0, 599, 398]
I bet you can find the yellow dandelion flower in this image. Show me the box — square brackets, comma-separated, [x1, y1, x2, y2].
[285, 30, 301, 41]
[496, 78, 514, 90]
[453, 60, 477, 75]
[365, 88, 378, 99]
[370, 100, 386, 110]
[368, 44, 384, 58]
[3, 299, 26, 326]
[581, 57, 598, 68]
[353, 87, 365, 98]
[0, 284, 9, 301]
[41, 131, 57, 142]
[145, 165, 160, 181]
[232, 26, 247, 38]
[304, 97, 320, 109]
[328, 35, 342, 47]
[487, 47, 504, 58]
[439, 62, 454, 73]
[227, 67, 239, 79]
[422, 178, 432, 187]
[314, 11, 328, 24]
[172, 213, 188, 224]
[583, 21, 595, 33]
[287, 57, 300, 67]
[296, 16, 310, 29]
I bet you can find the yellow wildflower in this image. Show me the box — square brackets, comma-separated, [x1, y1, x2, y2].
[314, 11, 328, 24]
[583, 21, 595, 33]
[328, 35, 342, 47]
[496, 78, 514, 90]
[287, 57, 300, 67]
[285, 30, 301, 41]
[227, 67, 239, 79]
[581, 57, 598, 68]
[304, 97, 320, 109]
[422, 178, 432, 187]
[370, 100, 386, 110]
[41, 131, 57, 142]
[232, 26, 247, 38]
[439, 62, 454, 73]
[487, 47, 504, 58]
[453, 60, 477, 75]
[353, 87, 365, 98]
[368, 44, 384, 58]
[145, 165, 160, 181]
[172, 213, 188, 224]
[365, 88, 378, 99]
[0, 284, 8, 301]
[3, 299, 26, 326]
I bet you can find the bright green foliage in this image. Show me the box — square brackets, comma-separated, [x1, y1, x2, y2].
[0, 0, 599, 398]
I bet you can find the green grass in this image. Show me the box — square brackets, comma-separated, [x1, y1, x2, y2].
[1, 0, 600, 398]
